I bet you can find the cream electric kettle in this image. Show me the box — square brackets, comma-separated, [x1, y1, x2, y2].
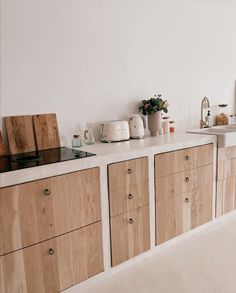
[129, 114, 146, 139]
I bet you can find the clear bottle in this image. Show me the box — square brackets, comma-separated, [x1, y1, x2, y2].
[72, 134, 82, 147]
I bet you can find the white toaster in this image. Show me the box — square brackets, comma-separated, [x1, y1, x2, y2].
[100, 120, 130, 142]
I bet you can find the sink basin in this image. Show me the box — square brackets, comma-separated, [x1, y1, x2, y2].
[187, 125, 236, 148]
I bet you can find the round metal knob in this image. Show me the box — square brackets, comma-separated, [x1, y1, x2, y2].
[185, 155, 190, 161]
[185, 177, 190, 182]
[129, 218, 134, 224]
[48, 248, 55, 255]
[43, 188, 51, 196]
[128, 194, 133, 199]
[127, 168, 132, 174]
[185, 197, 189, 203]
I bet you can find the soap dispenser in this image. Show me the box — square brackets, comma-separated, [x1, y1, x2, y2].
[206, 110, 213, 127]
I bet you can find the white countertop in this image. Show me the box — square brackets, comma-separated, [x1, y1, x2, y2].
[0, 131, 217, 188]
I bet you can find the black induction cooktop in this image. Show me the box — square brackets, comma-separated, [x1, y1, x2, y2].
[0, 147, 96, 173]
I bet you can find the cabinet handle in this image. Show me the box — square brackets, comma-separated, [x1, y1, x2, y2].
[43, 188, 51, 196]
[185, 177, 190, 182]
[128, 193, 133, 199]
[48, 248, 55, 255]
[185, 155, 190, 161]
[129, 218, 134, 224]
[127, 168, 132, 174]
[185, 197, 189, 203]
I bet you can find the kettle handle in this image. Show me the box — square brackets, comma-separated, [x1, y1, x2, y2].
[141, 115, 146, 129]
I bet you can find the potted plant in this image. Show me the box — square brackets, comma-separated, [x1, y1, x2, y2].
[139, 94, 169, 136]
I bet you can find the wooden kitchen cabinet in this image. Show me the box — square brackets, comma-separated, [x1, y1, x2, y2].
[0, 222, 103, 293]
[155, 144, 213, 244]
[156, 184, 212, 244]
[110, 206, 150, 266]
[0, 167, 101, 255]
[217, 146, 236, 216]
[108, 157, 150, 266]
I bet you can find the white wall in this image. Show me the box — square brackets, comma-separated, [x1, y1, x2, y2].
[1, 0, 236, 145]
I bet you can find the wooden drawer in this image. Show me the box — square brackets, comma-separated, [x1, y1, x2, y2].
[0, 167, 101, 256]
[0, 222, 103, 293]
[110, 205, 150, 266]
[108, 157, 148, 192]
[217, 157, 236, 180]
[155, 144, 213, 177]
[156, 184, 212, 244]
[156, 164, 213, 201]
[109, 182, 149, 217]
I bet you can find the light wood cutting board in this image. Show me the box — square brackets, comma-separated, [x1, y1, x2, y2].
[33, 113, 60, 150]
[5, 115, 36, 155]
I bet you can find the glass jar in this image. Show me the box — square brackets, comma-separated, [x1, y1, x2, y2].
[215, 104, 229, 125]
[162, 117, 170, 134]
[169, 120, 175, 133]
[72, 134, 82, 147]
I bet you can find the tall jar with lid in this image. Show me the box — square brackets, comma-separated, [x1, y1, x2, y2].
[215, 104, 229, 125]
[162, 116, 170, 134]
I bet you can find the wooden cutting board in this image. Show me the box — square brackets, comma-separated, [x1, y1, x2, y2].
[33, 113, 60, 150]
[0, 131, 7, 156]
[5, 115, 36, 155]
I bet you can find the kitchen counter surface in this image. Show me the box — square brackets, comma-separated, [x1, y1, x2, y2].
[0, 131, 217, 188]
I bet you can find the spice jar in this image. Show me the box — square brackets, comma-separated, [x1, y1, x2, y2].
[169, 120, 175, 133]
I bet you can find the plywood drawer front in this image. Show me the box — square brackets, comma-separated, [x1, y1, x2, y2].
[155, 144, 213, 177]
[108, 157, 148, 192]
[110, 205, 150, 266]
[156, 184, 212, 244]
[0, 222, 104, 293]
[217, 158, 236, 180]
[109, 182, 149, 217]
[218, 146, 236, 161]
[0, 167, 101, 256]
[156, 164, 213, 201]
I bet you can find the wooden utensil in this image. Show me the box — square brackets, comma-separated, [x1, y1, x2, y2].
[0, 131, 7, 156]
[33, 113, 60, 150]
[5, 115, 36, 155]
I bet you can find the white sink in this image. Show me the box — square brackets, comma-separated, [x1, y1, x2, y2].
[187, 125, 236, 148]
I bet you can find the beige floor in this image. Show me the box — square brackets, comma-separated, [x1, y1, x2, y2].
[81, 215, 236, 293]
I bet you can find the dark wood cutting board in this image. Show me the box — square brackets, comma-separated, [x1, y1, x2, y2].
[0, 131, 7, 156]
[5, 115, 36, 155]
[33, 113, 60, 150]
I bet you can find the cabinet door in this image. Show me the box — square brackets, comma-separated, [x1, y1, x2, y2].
[0, 167, 101, 256]
[156, 164, 212, 201]
[216, 152, 236, 216]
[108, 157, 148, 192]
[110, 205, 150, 266]
[156, 185, 212, 244]
[109, 182, 149, 217]
[0, 222, 103, 293]
[155, 144, 213, 177]
[217, 177, 236, 216]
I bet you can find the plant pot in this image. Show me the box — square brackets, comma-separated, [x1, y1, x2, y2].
[148, 111, 161, 136]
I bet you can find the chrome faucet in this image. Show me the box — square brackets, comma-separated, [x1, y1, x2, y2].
[200, 97, 210, 128]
